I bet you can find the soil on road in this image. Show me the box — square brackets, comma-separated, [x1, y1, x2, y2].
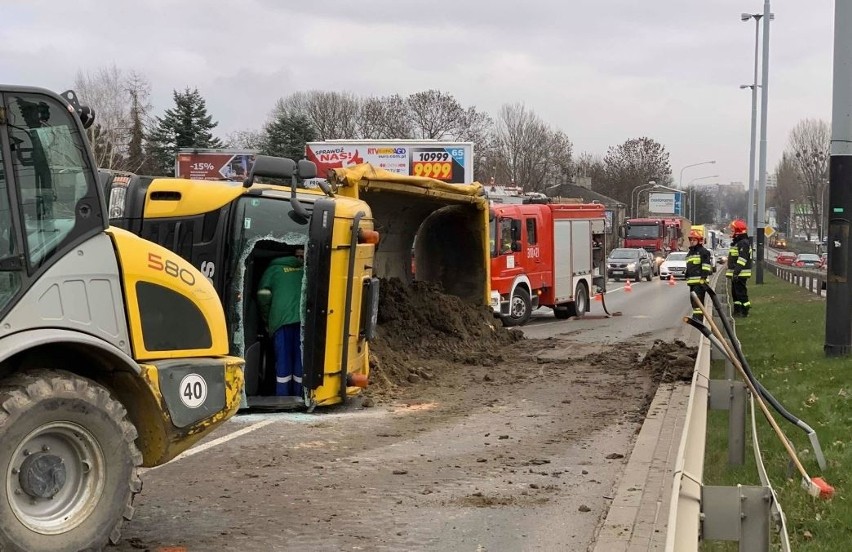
[116, 279, 695, 552]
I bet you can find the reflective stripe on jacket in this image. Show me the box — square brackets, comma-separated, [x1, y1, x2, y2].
[686, 244, 712, 285]
[726, 234, 752, 278]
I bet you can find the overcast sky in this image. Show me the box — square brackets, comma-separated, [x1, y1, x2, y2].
[0, 1, 835, 187]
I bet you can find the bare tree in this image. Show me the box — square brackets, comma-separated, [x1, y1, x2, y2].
[75, 65, 133, 169]
[602, 137, 671, 206]
[772, 153, 802, 236]
[357, 95, 413, 139]
[543, 130, 573, 189]
[226, 129, 265, 150]
[787, 119, 829, 240]
[494, 103, 563, 191]
[280, 91, 359, 140]
[406, 90, 467, 139]
[575, 152, 607, 188]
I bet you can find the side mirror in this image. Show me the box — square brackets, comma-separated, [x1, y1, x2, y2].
[243, 155, 296, 188]
[297, 159, 317, 179]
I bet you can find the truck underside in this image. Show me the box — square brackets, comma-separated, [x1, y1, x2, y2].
[330, 165, 491, 307]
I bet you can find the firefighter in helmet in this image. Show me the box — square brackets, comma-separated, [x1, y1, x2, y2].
[726, 219, 752, 317]
[686, 229, 713, 321]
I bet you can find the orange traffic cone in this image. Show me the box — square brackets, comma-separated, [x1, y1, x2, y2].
[668, 274, 676, 286]
[624, 278, 632, 292]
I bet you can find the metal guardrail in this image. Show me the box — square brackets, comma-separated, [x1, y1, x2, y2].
[665, 280, 791, 551]
[768, 262, 826, 297]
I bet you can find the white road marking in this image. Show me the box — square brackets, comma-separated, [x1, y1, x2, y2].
[141, 418, 277, 473]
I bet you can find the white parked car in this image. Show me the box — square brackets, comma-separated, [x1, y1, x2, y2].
[659, 251, 688, 280]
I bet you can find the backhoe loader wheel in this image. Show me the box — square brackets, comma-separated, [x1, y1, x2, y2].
[0, 369, 142, 552]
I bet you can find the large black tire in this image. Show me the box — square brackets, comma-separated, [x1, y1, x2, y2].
[556, 282, 589, 319]
[501, 287, 532, 327]
[572, 282, 589, 319]
[0, 369, 142, 552]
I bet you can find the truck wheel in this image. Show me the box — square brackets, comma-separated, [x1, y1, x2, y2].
[572, 283, 588, 319]
[556, 282, 588, 319]
[0, 369, 142, 552]
[502, 288, 532, 327]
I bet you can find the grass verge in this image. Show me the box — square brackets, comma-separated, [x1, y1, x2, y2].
[702, 272, 850, 551]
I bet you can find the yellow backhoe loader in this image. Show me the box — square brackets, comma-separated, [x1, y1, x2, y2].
[0, 86, 243, 551]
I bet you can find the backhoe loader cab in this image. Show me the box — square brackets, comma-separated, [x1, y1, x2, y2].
[106, 156, 380, 410]
[0, 85, 243, 552]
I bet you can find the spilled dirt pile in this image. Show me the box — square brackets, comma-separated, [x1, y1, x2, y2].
[368, 278, 523, 394]
[634, 339, 697, 383]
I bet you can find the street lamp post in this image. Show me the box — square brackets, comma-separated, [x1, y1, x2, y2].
[687, 175, 719, 221]
[631, 180, 656, 217]
[742, 10, 773, 248]
[678, 160, 716, 189]
[755, 0, 772, 284]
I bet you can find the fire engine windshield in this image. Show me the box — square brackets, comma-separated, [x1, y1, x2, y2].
[489, 216, 514, 256]
[625, 224, 660, 239]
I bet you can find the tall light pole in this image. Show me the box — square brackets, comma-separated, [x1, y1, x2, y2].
[679, 160, 716, 189]
[755, 0, 772, 284]
[742, 10, 773, 276]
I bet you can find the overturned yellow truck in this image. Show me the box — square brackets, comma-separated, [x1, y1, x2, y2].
[105, 162, 490, 409]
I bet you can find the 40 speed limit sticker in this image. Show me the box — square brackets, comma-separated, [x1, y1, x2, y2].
[179, 373, 208, 408]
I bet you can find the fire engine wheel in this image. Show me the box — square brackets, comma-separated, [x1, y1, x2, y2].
[0, 369, 142, 552]
[572, 283, 588, 318]
[554, 283, 588, 320]
[502, 287, 532, 327]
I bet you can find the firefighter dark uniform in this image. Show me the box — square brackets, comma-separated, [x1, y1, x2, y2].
[726, 221, 752, 317]
[685, 231, 713, 322]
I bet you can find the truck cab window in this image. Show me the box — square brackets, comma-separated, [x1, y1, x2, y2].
[526, 218, 537, 246]
[500, 218, 514, 254]
[7, 93, 96, 269]
[0, 154, 22, 311]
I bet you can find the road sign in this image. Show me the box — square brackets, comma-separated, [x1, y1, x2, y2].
[674, 193, 683, 216]
[764, 226, 776, 238]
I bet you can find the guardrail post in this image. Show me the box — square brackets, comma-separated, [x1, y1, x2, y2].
[702, 485, 771, 551]
[709, 379, 747, 465]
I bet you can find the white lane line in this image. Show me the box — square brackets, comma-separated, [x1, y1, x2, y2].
[141, 418, 277, 473]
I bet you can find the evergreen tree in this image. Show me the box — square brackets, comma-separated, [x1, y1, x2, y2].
[260, 110, 317, 161]
[147, 88, 223, 175]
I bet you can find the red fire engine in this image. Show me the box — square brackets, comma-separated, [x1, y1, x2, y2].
[490, 200, 607, 326]
[621, 216, 691, 257]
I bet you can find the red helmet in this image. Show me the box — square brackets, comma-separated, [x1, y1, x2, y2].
[730, 219, 748, 234]
[688, 229, 703, 242]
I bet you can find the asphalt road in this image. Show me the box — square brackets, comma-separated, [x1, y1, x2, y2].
[114, 279, 692, 552]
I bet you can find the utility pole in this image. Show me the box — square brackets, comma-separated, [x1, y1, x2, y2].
[755, 0, 771, 284]
[825, 0, 852, 357]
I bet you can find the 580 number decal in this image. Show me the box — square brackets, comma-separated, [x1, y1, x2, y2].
[148, 252, 196, 286]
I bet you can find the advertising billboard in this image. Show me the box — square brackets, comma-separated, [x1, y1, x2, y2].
[175, 149, 257, 181]
[305, 140, 474, 185]
[648, 192, 676, 215]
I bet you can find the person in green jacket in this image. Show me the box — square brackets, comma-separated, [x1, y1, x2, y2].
[257, 249, 305, 396]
